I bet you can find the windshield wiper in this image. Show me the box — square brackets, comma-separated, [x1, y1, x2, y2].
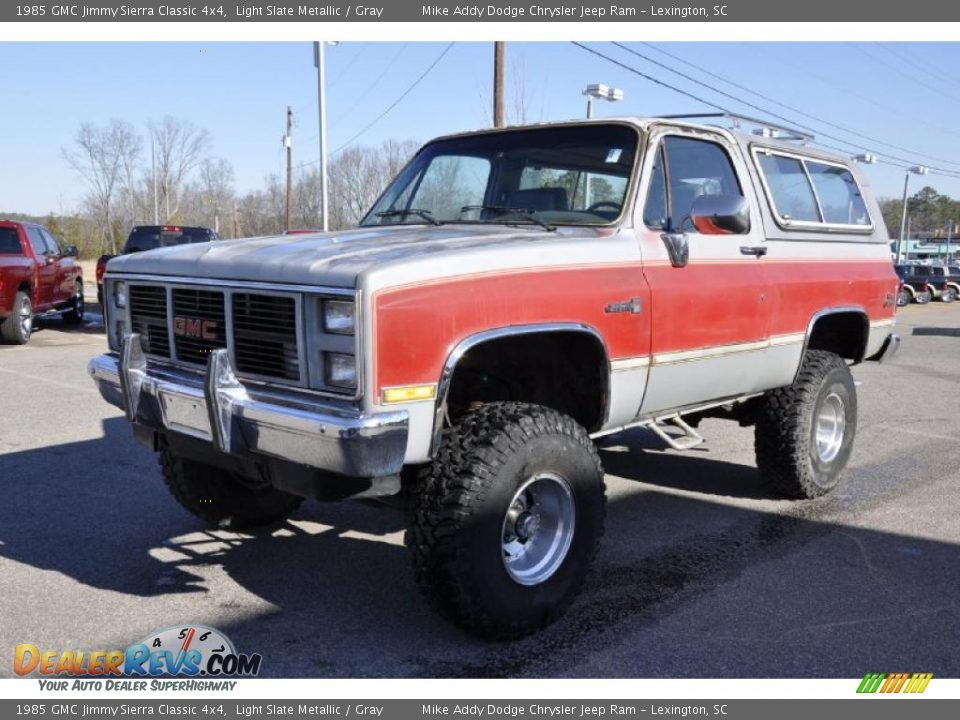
[460, 205, 556, 232]
[375, 208, 442, 226]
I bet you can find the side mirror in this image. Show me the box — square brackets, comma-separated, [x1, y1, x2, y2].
[64, 245, 79, 258]
[690, 194, 751, 235]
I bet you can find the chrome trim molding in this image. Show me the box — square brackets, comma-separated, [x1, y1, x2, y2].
[430, 322, 610, 456]
[651, 332, 805, 367]
[610, 356, 651, 372]
[89, 336, 407, 478]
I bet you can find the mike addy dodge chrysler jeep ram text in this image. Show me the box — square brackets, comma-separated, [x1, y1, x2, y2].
[89, 116, 900, 639]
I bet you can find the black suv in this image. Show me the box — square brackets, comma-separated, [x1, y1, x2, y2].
[96, 225, 218, 303]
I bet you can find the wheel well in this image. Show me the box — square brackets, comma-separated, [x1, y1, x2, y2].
[444, 331, 608, 432]
[806, 311, 869, 362]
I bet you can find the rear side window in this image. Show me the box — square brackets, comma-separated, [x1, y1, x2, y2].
[755, 149, 872, 229]
[0, 228, 22, 254]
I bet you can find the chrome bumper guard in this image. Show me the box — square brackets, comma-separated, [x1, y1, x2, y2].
[88, 333, 408, 477]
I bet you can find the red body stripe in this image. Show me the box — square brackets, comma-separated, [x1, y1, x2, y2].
[373, 260, 897, 398]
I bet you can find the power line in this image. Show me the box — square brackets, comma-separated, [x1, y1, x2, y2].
[632, 42, 960, 169]
[571, 42, 960, 181]
[298, 42, 454, 169]
[610, 42, 960, 176]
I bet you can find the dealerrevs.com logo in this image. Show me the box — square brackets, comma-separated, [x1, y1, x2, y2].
[14, 625, 261, 689]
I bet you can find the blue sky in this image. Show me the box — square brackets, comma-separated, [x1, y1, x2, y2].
[3, 41, 960, 217]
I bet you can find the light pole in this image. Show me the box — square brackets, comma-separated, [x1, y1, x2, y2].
[899, 165, 929, 263]
[583, 83, 624, 119]
[314, 41, 338, 232]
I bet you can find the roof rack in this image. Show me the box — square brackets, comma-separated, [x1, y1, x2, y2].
[659, 112, 814, 144]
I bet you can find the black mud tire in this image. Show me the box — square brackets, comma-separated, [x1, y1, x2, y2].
[1, 291, 32, 345]
[755, 350, 857, 499]
[159, 447, 302, 530]
[62, 281, 85, 324]
[405, 401, 606, 640]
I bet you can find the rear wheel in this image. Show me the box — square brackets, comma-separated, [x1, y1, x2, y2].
[406, 402, 606, 639]
[916, 290, 932, 305]
[1, 291, 33, 345]
[896, 288, 911, 307]
[159, 447, 302, 530]
[62, 281, 85, 324]
[755, 350, 857, 499]
[942, 287, 957, 303]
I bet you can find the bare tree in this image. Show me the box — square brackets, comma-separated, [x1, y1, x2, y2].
[62, 119, 141, 254]
[150, 116, 212, 222]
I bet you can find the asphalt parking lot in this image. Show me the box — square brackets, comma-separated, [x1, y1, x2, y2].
[1, 298, 958, 679]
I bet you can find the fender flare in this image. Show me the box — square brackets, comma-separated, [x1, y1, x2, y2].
[795, 306, 869, 382]
[430, 322, 610, 456]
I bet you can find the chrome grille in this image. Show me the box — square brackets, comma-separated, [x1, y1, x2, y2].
[128, 285, 170, 357]
[232, 293, 300, 380]
[171, 288, 226, 364]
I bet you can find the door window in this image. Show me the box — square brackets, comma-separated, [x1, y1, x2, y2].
[26, 227, 48, 257]
[40, 229, 63, 256]
[643, 135, 743, 232]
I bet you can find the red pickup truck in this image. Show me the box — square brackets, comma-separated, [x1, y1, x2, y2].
[0, 220, 84, 344]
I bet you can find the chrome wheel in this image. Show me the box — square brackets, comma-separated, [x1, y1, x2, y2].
[501, 471, 575, 586]
[815, 392, 846, 463]
[19, 298, 32, 337]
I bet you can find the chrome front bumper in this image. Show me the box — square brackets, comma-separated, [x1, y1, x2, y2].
[88, 334, 408, 478]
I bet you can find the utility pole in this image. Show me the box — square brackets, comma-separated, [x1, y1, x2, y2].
[284, 106, 294, 231]
[493, 41, 505, 128]
[151, 136, 159, 225]
[314, 41, 331, 232]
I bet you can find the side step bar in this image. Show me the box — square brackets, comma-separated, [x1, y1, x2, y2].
[647, 415, 705, 451]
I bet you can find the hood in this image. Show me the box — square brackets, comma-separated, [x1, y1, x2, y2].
[105, 224, 600, 287]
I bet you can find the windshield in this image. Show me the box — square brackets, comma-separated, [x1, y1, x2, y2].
[124, 226, 216, 253]
[361, 124, 639, 228]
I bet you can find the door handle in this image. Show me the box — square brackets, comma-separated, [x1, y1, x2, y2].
[740, 245, 768, 258]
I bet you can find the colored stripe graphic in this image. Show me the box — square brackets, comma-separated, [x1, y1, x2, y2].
[857, 673, 932, 693]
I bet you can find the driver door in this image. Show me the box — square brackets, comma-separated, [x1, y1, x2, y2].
[636, 128, 773, 416]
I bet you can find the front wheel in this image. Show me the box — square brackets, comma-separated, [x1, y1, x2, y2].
[896, 288, 911, 307]
[406, 402, 606, 639]
[915, 290, 932, 305]
[755, 350, 857, 499]
[942, 288, 957, 303]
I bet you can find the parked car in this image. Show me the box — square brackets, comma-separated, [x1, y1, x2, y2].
[894, 264, 935, 305]
[96, 225, 218, 303]
[90, 116, 900, 639]
[0, 220, 84, 344]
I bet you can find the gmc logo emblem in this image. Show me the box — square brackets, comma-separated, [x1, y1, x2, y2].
[173, 316, 218, 341]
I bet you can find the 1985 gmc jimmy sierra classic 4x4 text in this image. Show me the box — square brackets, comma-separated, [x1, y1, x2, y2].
[89, 115, 900, 638]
